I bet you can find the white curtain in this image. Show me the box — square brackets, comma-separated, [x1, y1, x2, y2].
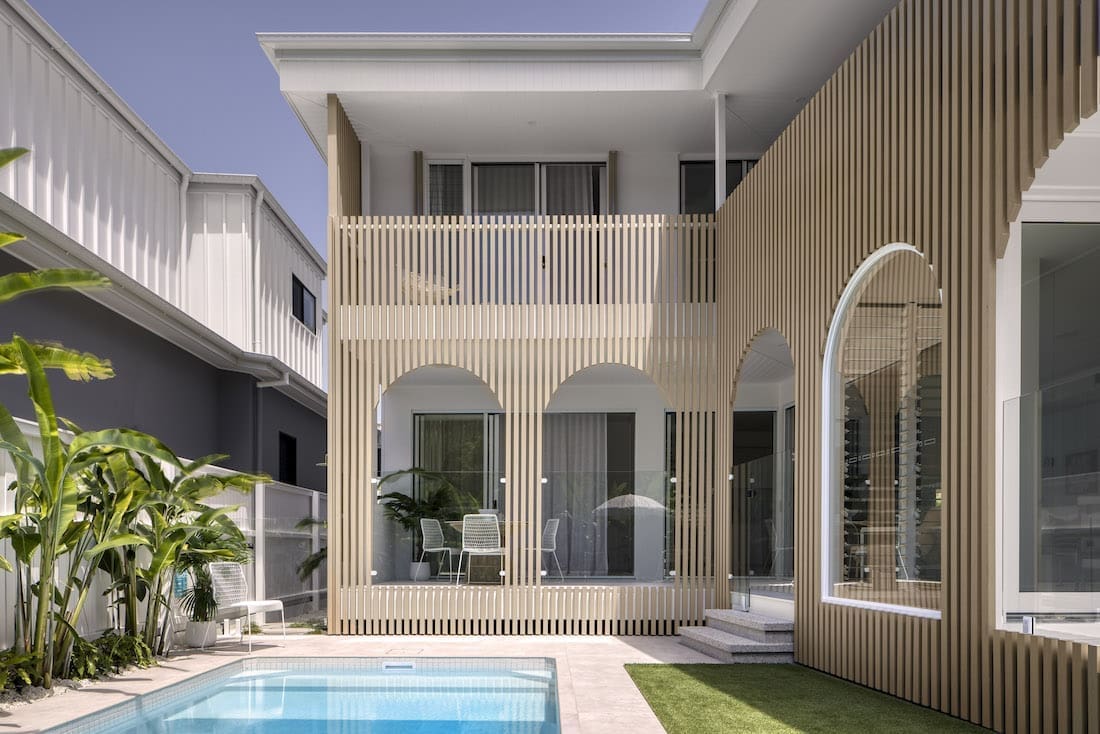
[543, 413, 609, 576]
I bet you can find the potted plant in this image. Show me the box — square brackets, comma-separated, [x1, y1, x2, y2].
[378, 469, 476, 581]
[180, 568, 219, 648]
[175, 526, 252, 648]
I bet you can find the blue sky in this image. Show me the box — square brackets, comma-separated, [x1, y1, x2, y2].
[28, 1, 708, 256]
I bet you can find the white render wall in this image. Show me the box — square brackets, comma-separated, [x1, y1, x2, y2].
[0, 2, 326, 389]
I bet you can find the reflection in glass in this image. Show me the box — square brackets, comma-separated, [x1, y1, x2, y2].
[832, 250, 943, 610]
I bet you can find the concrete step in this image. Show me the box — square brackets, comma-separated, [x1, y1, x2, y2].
[678, 625, 794, 664]
[704, 609, 794, 644]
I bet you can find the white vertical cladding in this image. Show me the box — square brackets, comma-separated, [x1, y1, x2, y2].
[0, 6, 184, 308]
[184, 188, 254, 349]
[257, 201, 324, 387]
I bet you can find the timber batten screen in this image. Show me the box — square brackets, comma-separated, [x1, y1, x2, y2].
[327, 212, 719, 636]
[715, 0, 1100, 732]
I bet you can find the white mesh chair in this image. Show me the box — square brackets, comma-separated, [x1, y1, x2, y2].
[420, 518, 457, 580]
[209, 562, 285, 652]
[456, 514, 504, 585]
[542, 518, 564, 581]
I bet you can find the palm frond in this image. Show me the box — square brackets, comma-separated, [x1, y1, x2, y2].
[0, 269, 109, 305]
[0, 341, 113, 381]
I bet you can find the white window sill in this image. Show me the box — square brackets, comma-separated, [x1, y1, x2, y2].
[822, 594, 943, 620]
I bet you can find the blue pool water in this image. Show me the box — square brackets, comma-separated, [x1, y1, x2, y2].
[47, 658, 560, 734]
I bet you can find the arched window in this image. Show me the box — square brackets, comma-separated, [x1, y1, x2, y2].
[821, 245, 943, 616]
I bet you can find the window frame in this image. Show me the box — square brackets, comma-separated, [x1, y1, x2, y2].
[291, 275, 317, 333]
[819, 242, 943, 620]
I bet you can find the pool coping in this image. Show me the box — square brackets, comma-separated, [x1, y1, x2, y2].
[0, 635, 715, 733]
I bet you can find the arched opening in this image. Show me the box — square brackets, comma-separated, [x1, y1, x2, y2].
[542, 364, 672, 583]
[373, 365, 502, 583]
[822, 246, 943, 614]
[730, 329, 796, 608]
[997, 106, 1100, 631]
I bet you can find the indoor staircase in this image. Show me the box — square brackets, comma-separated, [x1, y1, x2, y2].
[678, 609, 794, 663]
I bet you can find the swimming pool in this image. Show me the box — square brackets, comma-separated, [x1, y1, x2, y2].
[46, 657, 560, 734]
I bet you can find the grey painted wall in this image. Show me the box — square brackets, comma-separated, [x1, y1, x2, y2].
[0, 250, 326, 491]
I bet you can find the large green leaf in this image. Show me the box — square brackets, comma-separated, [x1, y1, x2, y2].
[0, 341, 113, 381]
[0, 232, 24, 248]
[67, 428, 182, 473]
[0, 148, 29, 170]
[14, 337, 62, 487]
[84, 534, 149, 557]
[0, 401, 33, 487]
[0, 269, 107, 305]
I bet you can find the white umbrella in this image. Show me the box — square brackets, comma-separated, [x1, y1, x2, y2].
[593, 494, 669, 513]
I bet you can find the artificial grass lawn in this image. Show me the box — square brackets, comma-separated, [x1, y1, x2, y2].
[626, 664, 989, 734]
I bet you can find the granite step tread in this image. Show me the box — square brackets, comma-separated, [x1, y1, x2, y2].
[704, 609, 794, 632]
[678, 625, 794, 654]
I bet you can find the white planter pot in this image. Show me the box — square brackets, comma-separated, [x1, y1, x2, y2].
[184, 621, 218, 649]
[410, 561, 431, 581]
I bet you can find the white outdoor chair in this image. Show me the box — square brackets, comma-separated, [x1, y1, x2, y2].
[209, 562, 285, 652]
[456, 514, 504, 585]
[542, 518, 564, 581]
[420, 518, 458, 580]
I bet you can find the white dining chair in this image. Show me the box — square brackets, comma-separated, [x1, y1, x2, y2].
[542, 518, 564, 581]
[209, 562, 285, 652]
[420, 518, 457, 580]
[456, 514, 504, 585]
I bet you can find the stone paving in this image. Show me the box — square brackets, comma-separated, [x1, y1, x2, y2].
[0, 631, 715, 733]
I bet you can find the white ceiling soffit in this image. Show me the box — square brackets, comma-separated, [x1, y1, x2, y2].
[261, 0, 900, 159]
[738, 329, 794, 385]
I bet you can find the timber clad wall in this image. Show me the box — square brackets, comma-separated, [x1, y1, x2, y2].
[327, 212, 718, 635]
[327, 1, 1100, 730]
[715, 1, 1099, 732]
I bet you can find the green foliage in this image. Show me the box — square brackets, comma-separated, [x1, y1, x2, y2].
[0, 146, 257, 688]
[378, 468, 478, 558]
[0, 649, 40, 690]
[92, 632, 154, 675]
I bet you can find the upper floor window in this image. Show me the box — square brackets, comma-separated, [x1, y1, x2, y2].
[428, 163, 464, 215]
[292, 275, 316, 333]
[425, 161, 607, 216]
[680, 159, 758, 214]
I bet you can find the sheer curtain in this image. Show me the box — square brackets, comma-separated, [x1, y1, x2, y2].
[473, 164, 536, 215]
[543, 413, 609, 576]
[543, 164, 598, 215]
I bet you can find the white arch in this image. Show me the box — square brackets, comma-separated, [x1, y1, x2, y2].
[818, 242, 942, 619]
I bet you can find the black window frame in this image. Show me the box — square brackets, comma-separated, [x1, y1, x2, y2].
[291, 275, 317, 333]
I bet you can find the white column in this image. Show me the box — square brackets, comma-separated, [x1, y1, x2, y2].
[714, 93, 728, 211]
[253, 481, 267, 620]
[311, 490, 322, 612]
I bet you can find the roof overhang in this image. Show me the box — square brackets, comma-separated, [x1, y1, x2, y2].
[259, 0, 898, 162]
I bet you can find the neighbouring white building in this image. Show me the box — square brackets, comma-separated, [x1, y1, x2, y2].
[0, 0, 328, 626]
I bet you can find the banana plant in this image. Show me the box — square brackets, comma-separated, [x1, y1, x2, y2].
[0, 337, 182, 688]
[98, 451, 262, 655]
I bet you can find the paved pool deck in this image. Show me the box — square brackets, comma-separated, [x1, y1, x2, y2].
[0, 632, 715, 733]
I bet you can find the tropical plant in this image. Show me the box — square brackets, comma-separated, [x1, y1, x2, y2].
[177, 526, 251, 623]
[378, 468, 477, 559]
[94, 453, 261, 655]
[0, 337, 183, 688]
